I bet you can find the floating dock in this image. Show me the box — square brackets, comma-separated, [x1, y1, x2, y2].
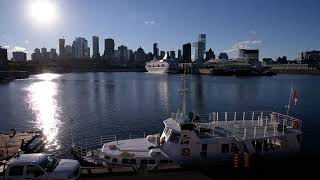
[0, 130, 45, 161]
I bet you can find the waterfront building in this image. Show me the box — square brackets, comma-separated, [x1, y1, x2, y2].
[218, 52, 229, 60]
[178, 49, 182, 60]
[298, 50, 320, 64]
[205, 48, 215, 61]
[31, 48, 41, 61]
[170, 51, 176, 59]
[239, 49, 259, 64]
[72, 37, 90, 58]
[128, 50, 134, 63]
[134, 47, 146, 63]
[153, 43, 159, 58]
[41, 47, 50, 60]
[12, 51, 27, 62]
[118, 45, 129, 65]
[160, 51, 165, 59]
[65, 45, 72, 57]
[59, 38, 65, 57]
[146, 52, 153, 62]
[104, 38, 115, 60]
[0, 46, 8, 67]
[193, 34, 206, 63]
[277, 56, 287, 64]
[49, 49, 58, 60]
[182, 43, 191, 63]
[92, 36, 100, 60]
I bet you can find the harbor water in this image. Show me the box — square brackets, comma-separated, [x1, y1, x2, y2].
[0, 72, 319, 158]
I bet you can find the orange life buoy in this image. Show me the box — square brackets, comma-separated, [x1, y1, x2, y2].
[181, 148, 191, 157]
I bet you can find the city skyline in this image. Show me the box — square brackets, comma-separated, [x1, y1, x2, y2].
[1, 0, 320, 60]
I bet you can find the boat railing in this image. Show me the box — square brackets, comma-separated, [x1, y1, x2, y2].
[209, 111, 302, 141]
[174, 111, 302, 141]
[71, 132, 150, 158]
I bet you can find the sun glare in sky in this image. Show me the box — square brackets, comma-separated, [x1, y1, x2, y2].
[29, 0, 57, 25]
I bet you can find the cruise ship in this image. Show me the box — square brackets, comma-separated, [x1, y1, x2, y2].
[72, 74, 302, 169]
[145, 54, 180, 74]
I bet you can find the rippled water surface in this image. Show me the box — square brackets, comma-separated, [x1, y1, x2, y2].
[0, 72, 319, 157]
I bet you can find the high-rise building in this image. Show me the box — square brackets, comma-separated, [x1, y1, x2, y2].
[205, 48, 215, 61]
[153, 43, 159, 58]
[49, 48, 58, 60]
[193, 34, 206, 63]
[65, 45, 72, 57]
[59, 38, 65, 57]
[160, 51, 165, 59]
[92, 36, 100, 59]
[118, 45, 129, 65]
[134, 47, 146, 63]
[41, 47, 50, 60]
[170, 51, 176, 59]
[218, 52, 229, 60]
[0, 46, 8, 67]
[104, 38, 115, 59]
[178, 49, 182, 60]
[239, 49, 259, 64]
[72, 37, 90, 58]
[182, 43, 191, 63]
[31, 48, 41, 61]
[12, 51, 27, 62]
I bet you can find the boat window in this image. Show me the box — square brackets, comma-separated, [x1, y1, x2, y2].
[221, 144, 229, 153]
[112, 158, 118, 163]
[122, 159, 129, 164]
[8, 165, 24, 176]
[181, 134, 190, 144]
[129, 159, 136, 164]
[168, 160, 173, 163]
[141, 159, 148, 164]
[170, 132, 181, 144]
[149, 160, 155, 164]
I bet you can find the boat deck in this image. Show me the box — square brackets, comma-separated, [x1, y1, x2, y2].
[173, 111, 302, 141]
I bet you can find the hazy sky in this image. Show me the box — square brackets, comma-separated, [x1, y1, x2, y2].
[1, 0, 320, 59]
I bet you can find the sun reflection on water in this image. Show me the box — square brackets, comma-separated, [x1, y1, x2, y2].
[26, 73, 62, 151]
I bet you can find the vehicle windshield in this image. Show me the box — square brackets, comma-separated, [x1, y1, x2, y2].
[39, 155, 59, 172]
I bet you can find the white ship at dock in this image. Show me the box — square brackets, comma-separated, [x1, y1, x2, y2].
[72, 74, 302, 170]
[145, 54, 180, 74]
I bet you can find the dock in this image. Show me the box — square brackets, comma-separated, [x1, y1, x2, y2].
[0, 130, 45, 161]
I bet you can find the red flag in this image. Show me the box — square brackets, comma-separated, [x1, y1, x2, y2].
[291, 88, 298, 106]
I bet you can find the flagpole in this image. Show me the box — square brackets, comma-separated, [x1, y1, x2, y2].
[286, 84, 293, 116]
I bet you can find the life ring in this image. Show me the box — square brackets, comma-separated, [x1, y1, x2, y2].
[9, 129, 16, 138]
[181, 148, 191, 157]
[293, 120, 300, 129]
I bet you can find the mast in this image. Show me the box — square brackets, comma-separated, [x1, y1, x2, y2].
[179, 64, 188, 115]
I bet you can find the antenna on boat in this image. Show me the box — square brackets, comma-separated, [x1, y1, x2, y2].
[178, 64, 190, 123]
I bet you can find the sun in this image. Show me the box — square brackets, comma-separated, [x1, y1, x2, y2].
[29, 0, 57, 25]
